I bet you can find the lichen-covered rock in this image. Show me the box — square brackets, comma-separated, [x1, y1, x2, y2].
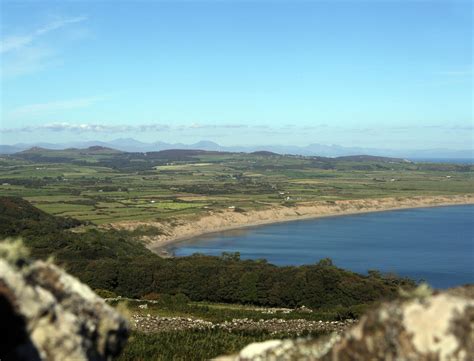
[0, 241, 129, 361]
[217, 287, 474, 361]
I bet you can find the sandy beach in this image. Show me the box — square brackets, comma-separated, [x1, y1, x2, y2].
[107, 194, 474, 256]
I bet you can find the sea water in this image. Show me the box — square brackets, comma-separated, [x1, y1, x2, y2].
[171, 205, 474, 288]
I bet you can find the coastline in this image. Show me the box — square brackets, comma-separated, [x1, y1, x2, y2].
[107, 195, 474, 257]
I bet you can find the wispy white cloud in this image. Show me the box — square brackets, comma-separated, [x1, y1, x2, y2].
[178, 123, 248, 130]
[2, 123, 200, 133]
[1, 122, 256, 134]
[0, 16, 87, 54]
[1, 15, 87, 78]
[12, 123, 137, 133]
[1, 46, 58, 78]
[2, 121, 472, 135]
[7, 97, 103, 118]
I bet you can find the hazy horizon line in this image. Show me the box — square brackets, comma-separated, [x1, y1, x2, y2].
[0, 138, 472, 153]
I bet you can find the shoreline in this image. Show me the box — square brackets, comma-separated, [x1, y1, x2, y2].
[107, 195, 474, 257]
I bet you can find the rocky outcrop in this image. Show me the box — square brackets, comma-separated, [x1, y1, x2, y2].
[0, 240, 129, 361]
[216, 286, 474, 361]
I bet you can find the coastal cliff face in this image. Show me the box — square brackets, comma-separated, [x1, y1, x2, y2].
[0, 240, 129, 361]
[104, 194, 474, 253]
[216, 286, 474, 361]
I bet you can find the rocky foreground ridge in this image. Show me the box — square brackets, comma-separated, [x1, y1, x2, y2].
[0, 240, 129, 361]
[0, 239, 473, 361]
[216, 285, 474, 361]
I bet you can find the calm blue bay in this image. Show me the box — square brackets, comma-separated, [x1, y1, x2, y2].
[170, 205, 474, 288]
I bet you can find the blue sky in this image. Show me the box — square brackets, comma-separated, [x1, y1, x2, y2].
[1, 0, 472, 149]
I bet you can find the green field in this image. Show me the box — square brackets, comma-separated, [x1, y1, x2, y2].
[0, 147, 472, 225]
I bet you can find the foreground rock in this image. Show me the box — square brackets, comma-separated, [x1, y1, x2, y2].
[0, 240, 129, 361]
[216, 287, 474, 360]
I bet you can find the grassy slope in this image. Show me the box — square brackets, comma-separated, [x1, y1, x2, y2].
[119, 329, 316, 361]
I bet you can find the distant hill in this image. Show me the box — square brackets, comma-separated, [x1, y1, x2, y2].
[13, 147, 404, 164]
[5, 147, 467, 170]
[0, 144, 24, 154]
[151, 149, 219, 157]
[82, 146, 122, 154]
[335, 155, 409, 163]
[19, 146, 48, 153]
[250, 151, 280, 156]
[21, 145, 121, 154]
[146, 149, 225, 161]
[1, 139, 472, 160]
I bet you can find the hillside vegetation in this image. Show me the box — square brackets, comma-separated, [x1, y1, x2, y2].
[0, 196, 414, 312]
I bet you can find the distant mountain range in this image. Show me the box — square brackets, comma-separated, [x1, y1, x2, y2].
[0, 138, 472, 160]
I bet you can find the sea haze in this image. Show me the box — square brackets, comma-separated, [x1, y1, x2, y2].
[171, 205, 474, 288]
